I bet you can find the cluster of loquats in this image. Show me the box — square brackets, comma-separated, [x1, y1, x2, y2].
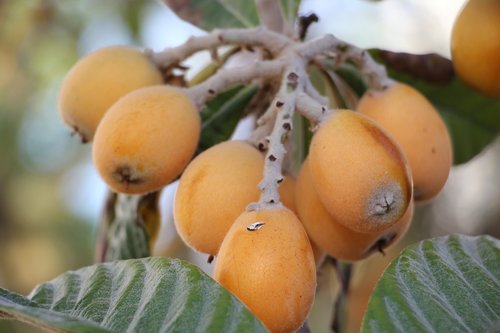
[58, 25, 453, 332]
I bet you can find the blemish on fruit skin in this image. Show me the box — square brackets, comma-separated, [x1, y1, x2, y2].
[360, 118, 412, 200]
[361, 119, 401, 163]
[366, 182, 406, 229]
[247, 222, 265, 231]
[113, 165, 143, 185]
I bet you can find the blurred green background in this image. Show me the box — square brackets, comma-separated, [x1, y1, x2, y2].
[0, 1, 498, 332]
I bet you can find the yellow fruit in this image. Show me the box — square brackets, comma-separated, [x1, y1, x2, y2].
[59, 46, 163, 142]
[357, 83, 452, 201]
[296, 159, 413, 261]
[93, 85, 200, 194]
[309, 110, 412, 233]
[214, 207, 316, 333]
[174, 140, 295, 256]
[451, 0, 500, 98]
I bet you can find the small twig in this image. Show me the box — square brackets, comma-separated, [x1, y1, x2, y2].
[185, 59, 286, 108]
[248, 103, 278, 150]
[295, 91, 328, 125]
[150, 28, 290, 68]
[297, 34, 393, 89]
[331, 259, 353, 333]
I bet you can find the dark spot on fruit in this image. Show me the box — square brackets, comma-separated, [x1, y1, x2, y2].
[361, 117, 411, 198]
[247, 222, 265, 231]
[207, 255, 214, 264]
[113, 165, 143, 186]
[268, 154, 277, 161]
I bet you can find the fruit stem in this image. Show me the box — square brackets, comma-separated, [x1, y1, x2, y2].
[331, 260, 353, 333]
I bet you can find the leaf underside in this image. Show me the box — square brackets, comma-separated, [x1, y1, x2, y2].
[362, 234, 500, 333]
[0, 257, 267, 333]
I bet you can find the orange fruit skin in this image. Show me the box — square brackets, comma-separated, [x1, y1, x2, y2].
[296, 159, 413, 262]
[309, 110, 412, 233]
[451, 0, 500, 98]
[59, 46, 163, 141]
[174, 140, 295, 256]
[93, 85, 200, 194]
[357, 83, 452, 201]
[214, 207, 316, 333]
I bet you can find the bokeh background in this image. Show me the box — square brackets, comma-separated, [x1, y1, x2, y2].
[0, 0, 498, 332]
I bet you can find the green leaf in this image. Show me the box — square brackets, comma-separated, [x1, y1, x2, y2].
[372, 50, 500, 164]
[197, 84, 259, 153]
[361, 234, 500, 333]
[163, 0, 259, 30]
[0, 257, 267, 333]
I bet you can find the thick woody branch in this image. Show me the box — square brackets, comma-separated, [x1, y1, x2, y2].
[251, 57, 306, 209]
[186, 59, 286, 108]
[151, 28, 290, 68]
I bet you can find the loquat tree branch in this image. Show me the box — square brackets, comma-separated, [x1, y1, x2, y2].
[295, 91, 328, 125]
[150, 28, 290, 68]
[298, 34, 393, 89]
[149, 27, 397, 211]
[185, 58, 286, 107]
[250, 56, 307, 209]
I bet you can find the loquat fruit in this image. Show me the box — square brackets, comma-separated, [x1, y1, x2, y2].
[357, 82, 452, 201]
[93, 85, 200, 194]
[451, 0, 500, 98]
[309, 110, 412, 233]
[59, 46, 164, 142]
[214, 207, 316, 333]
